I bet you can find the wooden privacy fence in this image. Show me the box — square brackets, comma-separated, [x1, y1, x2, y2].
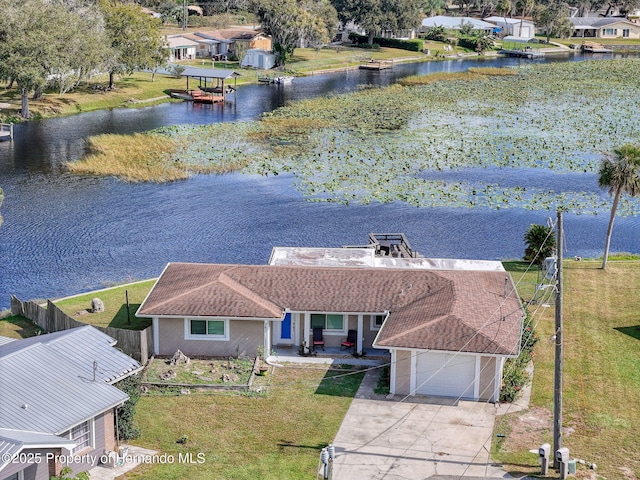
[10, 295, 154, 364]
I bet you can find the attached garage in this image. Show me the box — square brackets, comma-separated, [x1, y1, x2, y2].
[415, 352, 476, 399]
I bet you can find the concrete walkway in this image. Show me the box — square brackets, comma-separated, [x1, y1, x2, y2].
[88, 445, 157, 480]
[331, 370, 511, 480]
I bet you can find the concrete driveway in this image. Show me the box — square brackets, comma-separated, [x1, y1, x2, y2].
[331, 371, 510, 480]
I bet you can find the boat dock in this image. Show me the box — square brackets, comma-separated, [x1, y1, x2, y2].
[359, 60, 393, 70]
[0, 123, 13, 141]
[501, 49, 545, 59]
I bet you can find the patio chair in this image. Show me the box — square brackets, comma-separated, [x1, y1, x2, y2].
[312, 327, 325, 351]
[341, 329, 357, 353]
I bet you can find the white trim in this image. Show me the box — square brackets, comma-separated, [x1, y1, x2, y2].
[356, 314, 363, 354]
[184, 318, 230, 341]
[309, 313, 347, 335]
[163, 314, 274, 321]
[152, 317, 159, 355]
[369, 314, 385, 331]
[474, 356, 481, 400]
[263, 320, 271, 352]
[495, 357, 504, 402]
[410, 350, 417, 395]
[66, 418, 94, 455]
[389, 350, 397, 394]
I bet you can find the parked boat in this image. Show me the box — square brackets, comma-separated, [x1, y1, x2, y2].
[273, 76, 294, 84]
[581, 41, 613, 53]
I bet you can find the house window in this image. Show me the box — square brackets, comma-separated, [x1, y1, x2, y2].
[68, 420, 93, 455]
[185, 319, 229, 340]
[603, 28, 617, 35]
[370, 314, 385, 331]
[623, 29, 630, 37]
[3, 472, 23, 480]
[310, 314, 344, 332]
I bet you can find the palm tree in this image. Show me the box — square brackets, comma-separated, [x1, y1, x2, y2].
[524, 224, 556, 265]
[598, 144, 640, 269]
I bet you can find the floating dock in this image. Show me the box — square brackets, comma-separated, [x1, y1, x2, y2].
[501, 49, 545, 59]
[359, 60, 393, 70]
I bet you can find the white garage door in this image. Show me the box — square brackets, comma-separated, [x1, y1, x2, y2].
[415, 352, 476, 399]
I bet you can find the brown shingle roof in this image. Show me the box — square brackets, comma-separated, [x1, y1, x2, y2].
[137, 263, 523, 355]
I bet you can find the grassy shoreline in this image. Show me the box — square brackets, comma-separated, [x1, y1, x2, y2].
[2, 260, 639, 478]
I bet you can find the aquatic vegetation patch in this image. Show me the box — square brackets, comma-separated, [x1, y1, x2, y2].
[246, 59, 640, 214]
[68, 133, 184, 182]
[71, 59, 640, 215]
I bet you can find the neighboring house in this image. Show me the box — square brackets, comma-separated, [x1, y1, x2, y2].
[137, 248, 524, 402]
[0, 326, 142, 480]
[421, 16, 496, 34]
[165, 35, 199, 61]
[180, 33, 221, 59]
[569, 17, 640, 38]
[484, 16, 536, 38]
[241, 49, 276, 69]
[195, 28, 272, 59]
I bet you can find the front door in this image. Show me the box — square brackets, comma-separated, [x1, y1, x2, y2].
[275, 312, 295, 346]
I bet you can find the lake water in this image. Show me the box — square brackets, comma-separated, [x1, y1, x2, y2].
[1, 52, 637, 310]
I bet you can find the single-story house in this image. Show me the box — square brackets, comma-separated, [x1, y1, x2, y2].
[180, 33, 221, 58]
[241, 49, 276, 69]
[421, 16, 496, 34]
[484, 16, 536, 38]
[195, 28, 272, 59]
[137, 251, 524, 402]
[165, 35, 199, 61]
[569, 16, 640, 38]
[0, 326, 142, 480]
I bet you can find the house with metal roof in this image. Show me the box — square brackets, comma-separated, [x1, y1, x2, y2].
[0, 326, 141, 480]
[484, 16, 536, 38]
[136, 250, 524, 402]
[421, 16, 496, 34]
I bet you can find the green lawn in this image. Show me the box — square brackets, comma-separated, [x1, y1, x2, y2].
[123, 366, 364, 480]
[53, 279, 155, 330]
[497, 261, 640, 479]
[0, 315, 44, 339]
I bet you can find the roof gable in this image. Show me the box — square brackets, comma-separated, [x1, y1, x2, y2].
[0, 327, 140, 436]
[137, 262, 524, 355]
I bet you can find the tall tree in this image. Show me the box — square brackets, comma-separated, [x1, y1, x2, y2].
[332, 0, 422, 44]
[100, 1, 165, 89]
[0, 0, 61, 117]
[0, 0, 108, 116]
[524, 224, 556, 265]
[533, 2, 573, 41]
[598, 144, 640, 269]
[252, 0, 337, 66]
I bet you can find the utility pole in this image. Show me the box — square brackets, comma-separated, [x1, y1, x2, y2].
[182, 0, 187, 31]
[553, 209, 564, 468]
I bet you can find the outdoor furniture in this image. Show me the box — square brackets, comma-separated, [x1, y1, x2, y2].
[312, 328, 325, 351]
[341, 329, 357, 353]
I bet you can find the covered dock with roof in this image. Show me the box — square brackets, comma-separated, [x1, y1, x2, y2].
[169, 66, 241, 103]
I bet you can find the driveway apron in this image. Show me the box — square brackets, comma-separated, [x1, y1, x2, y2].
[331, 370, 509, 480]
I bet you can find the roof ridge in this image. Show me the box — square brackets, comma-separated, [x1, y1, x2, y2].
[378, 313, 451, 346]
[139, 270, 226, 313]
[219, 270, 283, 318]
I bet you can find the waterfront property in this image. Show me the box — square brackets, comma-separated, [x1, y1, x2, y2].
[569, 16, 640, 39]
[0, 326, 141, 480]
[136, 236, 524, 402]
[167, 66, 240, 103]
